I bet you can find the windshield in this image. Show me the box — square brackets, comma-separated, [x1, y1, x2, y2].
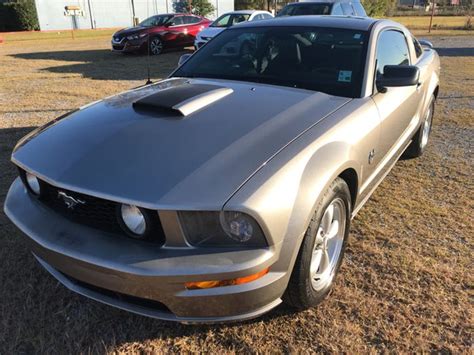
[139, 15, 173, 27]
[277, 3, 332, 16]
[173, 26, 368, 98]
[211, 13, 251, 27]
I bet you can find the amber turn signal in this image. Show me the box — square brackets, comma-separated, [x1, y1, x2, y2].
[185, 267, 269, 290]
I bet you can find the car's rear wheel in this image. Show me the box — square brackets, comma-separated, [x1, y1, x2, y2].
[403, 95, 435, 159]
[284, 177, 351, 309]
[149, 37, 163, 55]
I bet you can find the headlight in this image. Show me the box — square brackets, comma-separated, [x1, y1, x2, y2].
[24, 172, 41, 195]
[119, 204, 147, 237]
[179, 211, 267, 247]
[127, 33, 147, 40]
[220, 211, 256, 242]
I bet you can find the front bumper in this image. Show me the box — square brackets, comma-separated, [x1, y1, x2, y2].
[111, 38, 145, 52]
[4, 178, 287, 323]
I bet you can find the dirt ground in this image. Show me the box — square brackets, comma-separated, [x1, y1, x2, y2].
[0, 34, 473, 353]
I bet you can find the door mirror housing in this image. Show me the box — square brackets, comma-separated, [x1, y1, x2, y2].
[376, 65, 420, 93]
[418, 39, 433, 49]
[178, 53, 192, 67]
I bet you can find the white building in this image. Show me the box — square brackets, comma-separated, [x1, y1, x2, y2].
[33, 0, 234, 31]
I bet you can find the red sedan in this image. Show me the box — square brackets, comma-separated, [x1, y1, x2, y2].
[111, 13, 211, 55]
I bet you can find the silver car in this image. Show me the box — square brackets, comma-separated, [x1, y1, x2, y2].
[194, 10, 274, 49]
[4, 16, 440, 323]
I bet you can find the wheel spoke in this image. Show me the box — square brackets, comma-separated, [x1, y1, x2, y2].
[321, 204, 334, 234]
[310, 249, 322, 276]
[314, 249, 330, 280]
[327, 219, 340, 239]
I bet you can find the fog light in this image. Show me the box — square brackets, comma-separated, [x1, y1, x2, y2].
[25, 172, 41, 195]
[185, 267, 269, 290]
[120, 204, 146, 237]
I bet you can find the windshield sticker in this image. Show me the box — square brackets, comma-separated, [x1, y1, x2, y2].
[353, 33, 361, 39]
[338, 70, 352, 83]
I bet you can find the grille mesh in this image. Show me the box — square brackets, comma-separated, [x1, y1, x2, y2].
[39, 181, 121, 233]
[21, 173, 166, 244]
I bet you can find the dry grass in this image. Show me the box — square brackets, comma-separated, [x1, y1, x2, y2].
[0, 35, 473, 353]
[390, 15, 468, 29]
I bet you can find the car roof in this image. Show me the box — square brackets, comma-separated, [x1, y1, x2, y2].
[234, 15, 378, 31]
[156, 13, 202, 16]
[224, 10, 261, 15]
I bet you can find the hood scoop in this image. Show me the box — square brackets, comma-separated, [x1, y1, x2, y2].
[133, 83, 233, 117]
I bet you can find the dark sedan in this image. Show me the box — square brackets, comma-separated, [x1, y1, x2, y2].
[111, 13, 211, 55]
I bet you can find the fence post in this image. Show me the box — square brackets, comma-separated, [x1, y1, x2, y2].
[428, 0, 435, 33]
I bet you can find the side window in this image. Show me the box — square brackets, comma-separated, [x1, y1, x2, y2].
[341, 3, 356, 15]
[262, 13, 273, 19]
[331, 3, 344, 15]
[376, 30, 410, 76]
[184, 16, 201, 24]
[412, 36, 423, 58]
[251, 14, 263, 21]
[352, 2, 367, 16]
[170, 16, 184, 26]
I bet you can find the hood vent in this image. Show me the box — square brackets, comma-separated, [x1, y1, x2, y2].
[133, 83, 233, 117]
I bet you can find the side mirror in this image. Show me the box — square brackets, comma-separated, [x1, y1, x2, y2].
[164, 22, 172, 27]
[376, 65, 420, 93]
[418, 39, 433, 49]
[178, 53, 192, 67]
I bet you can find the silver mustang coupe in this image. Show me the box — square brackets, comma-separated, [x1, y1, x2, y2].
[5, 16, 439, 323]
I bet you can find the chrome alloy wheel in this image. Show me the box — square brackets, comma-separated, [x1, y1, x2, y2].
[310, 198, 346, 291]
[150, 38, 163, 55]
[420, 103, 433, 149]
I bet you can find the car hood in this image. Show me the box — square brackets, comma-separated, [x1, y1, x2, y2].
[12, 78, 350, 209]
[114, 26, 156, 37]
[198, 27, 225, 38]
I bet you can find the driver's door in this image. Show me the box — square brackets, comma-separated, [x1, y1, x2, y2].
[371, 29, 423, 162]
[165, 16, 187, 47]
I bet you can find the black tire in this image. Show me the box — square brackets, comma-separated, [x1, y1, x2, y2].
[403, 95, 435, 159]
[149, 37, 164, 56]
[284, 177, 351, 309]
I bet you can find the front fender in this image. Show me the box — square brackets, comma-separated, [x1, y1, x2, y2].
[224, 135, 361, 276]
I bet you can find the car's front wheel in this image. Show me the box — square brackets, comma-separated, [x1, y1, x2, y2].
[149, 37, 163, 55]
[284, 177, 351, 309]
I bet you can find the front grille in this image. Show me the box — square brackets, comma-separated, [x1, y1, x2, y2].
[19, 170, 166, 244]
[39, 181, 121, 233]
[112, 44, 124, 50]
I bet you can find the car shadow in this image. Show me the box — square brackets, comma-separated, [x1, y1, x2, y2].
[435, 47, 474, 57]
[10, 48, 193, 81]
